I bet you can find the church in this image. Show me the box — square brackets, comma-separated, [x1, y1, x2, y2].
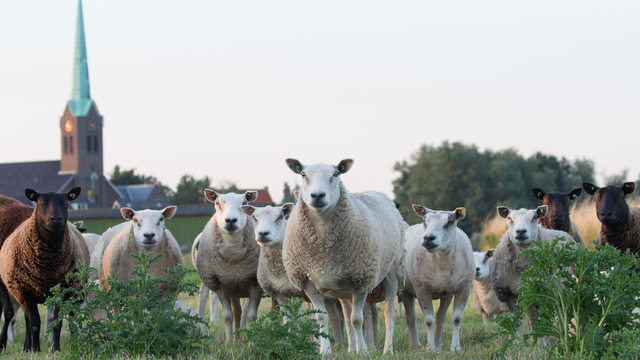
[0, 0, 165, 209]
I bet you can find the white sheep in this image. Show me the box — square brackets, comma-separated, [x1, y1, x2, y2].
[191, 233, 219, 323]
[491, 205, 575, 332]
[472, 250, 509, 323]
[97, 206, 182, 294]
[195, 189, 262, 342]
[282, 158, 405, 354]
[400, 205, 474, 352]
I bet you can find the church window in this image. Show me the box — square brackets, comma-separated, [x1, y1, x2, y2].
[64, 136, 68, 154]
[70, 136, 74, 153]
[87, 135, 92, 152]
[94, 135, 98, 153]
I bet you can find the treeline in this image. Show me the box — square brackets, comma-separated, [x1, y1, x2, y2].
[392, 141, 599, 235]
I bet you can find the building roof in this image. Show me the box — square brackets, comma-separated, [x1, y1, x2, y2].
[68, 0, 99, 117]
[0, 160, 75, 203]
[114, 183, 169, 209]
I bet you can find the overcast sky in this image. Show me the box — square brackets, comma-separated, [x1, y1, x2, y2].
[1, 1, 639, 204]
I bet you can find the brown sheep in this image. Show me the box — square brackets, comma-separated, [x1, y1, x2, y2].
[0, 188, 90, 352]
[531, 187, 585, 246]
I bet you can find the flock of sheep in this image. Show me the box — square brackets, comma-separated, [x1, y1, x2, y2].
[0, 158, 638, 355]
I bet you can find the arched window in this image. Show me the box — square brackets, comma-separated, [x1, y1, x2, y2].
[64, 136, 68, 154]
[70, 136, 74, 153]
[87, 135, 92, 152]
[93, 135, 98, 153]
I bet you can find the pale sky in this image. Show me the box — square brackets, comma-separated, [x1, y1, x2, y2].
[1, 1, 639, 204]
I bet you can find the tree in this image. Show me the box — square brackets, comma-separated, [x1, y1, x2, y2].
[281, 182, 299, 204]
[169, 175, 212, 205]
[109, 165, 158, 185]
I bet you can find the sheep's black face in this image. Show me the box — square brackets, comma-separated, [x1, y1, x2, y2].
[594, 186, 630, 227]
[541, 192, 571, 229]
[26, 187, 80, 239]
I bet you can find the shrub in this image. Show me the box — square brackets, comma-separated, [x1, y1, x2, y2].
[236, 297, 330, 360]
[45, 251, 208, 358]
[493, 237, 640, 359]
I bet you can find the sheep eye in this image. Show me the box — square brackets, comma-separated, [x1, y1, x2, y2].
[252, 216, 257, 222]
[507, 217, 513, 224]
[333, 171, 340, 177]
[276, 215, 283, 221]
[300, 172, 306, 179]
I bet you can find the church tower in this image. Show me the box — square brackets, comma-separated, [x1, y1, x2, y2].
[59, 0, 110, 207]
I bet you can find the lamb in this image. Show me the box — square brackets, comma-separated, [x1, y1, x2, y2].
[0, 187, 90, 352]
[531, 187, 585, 246]
[491, 205, 575, 332]
[191, 233, 219, 323]
[472, 250, 509, 323]
[582, 182, 640, 256]
[400, 205, 474, 352]
[282, 158, 405, 354]
[195, 189, 262, 342]
[96, 206, 182, 294]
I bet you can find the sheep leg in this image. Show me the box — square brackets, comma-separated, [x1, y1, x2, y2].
[370, 303, 379, 349]
[0, 283, 14, 348]
[435, 294, 453, 352]
[209, 290, 219, 322]
[216, 289, 234, 342]
[381, 276, 398, 354]
[325, 300, 344, 345]
[363, 303, 373, 349]
[241, 285, 262, 329]
[400, 292, 420, 349]
[339, 298, 356, 352]
[51, 305, 63, 351]
[450, 287, 470, 351]
[416, 290, 436, 351]
[303, 283, 331, 354]
[231, 297, 242, 336]
[349, 292, 368, 354]
[22, 300, 41, 352]
[196, 283, 209, 321]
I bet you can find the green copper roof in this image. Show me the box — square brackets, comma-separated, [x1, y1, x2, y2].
[68, 0, 99, 117]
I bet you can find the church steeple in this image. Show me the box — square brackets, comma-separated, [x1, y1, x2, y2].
[67, 0, 98, 117]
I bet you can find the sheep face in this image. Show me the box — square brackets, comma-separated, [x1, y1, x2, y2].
[473, 249, 494, 280]
[204, 189, 258, 233]
[285, 158, 354, 213]
[497, 206, 548, 247]
[241, 203, 294, 247]
[120, 206, 177, 247]
[532, 188, 582, 230]
[412, 204, 466, 252]
[25, 187, 81, 237]
[583, 182, 635, 227]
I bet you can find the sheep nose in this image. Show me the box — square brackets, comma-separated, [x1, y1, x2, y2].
[310, 192, 325, 200]
[551, 213, 564, 219]
[516, 229, 527, 235]
[600, 210, 612, 217]
[476, 267, 480, 275]
[144, 232, 155, 240]
[258, 231, 270, 238]
[225, 218, 237, 224]
[423, 234, 436, 242]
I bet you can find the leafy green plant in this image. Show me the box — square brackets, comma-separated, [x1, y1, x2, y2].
[45, 251, 207, 358]
[236, 297, 331, 360]
[493, 237, 640, 359]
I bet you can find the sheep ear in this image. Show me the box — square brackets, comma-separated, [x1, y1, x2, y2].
[486, 249, 495, 258]
[245, 191, 259, 203]
[412, 204, 428, 218]
[336, 159, 354, 174]
[67, 187, 81, 201]
[281, 203, 294, 217]
[121, 208, 135, 220]
[293, 190, 300, 200]
[454, 207, 466, 220]
[286, 159, 304, 174]
[241, 205, 255, 216]
[582, 182, 598, 195]
[204, 189, 218, 203]
[531, 188, 545, 200]
[622, 182, 635, 195]
[569, 188, 582, 200]
[497, 206, 510, 218]
[162, 206, 177, 219]
[535, 205, 548, 219]
[25, 189, 38, 202]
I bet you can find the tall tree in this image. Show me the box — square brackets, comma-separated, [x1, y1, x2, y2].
[170, 175, 212, 205]
[281, 182, 299, 204]
[109, 165, 158, 185]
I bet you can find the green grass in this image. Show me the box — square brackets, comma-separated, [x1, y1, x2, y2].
[1, 254, 544, 359]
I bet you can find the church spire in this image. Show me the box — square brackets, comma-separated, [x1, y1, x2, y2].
[67, 0, 98, 116]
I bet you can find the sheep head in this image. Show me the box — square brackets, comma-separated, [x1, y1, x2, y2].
[583, 182, 635, 227]
[285, 158, 353, 214]
[412, 204, 466, 252]
[25, 187, 81, 238]
[531, 187, 582, 230]
[204, 189, 258, 233]
[242, 203, 294, 247]
[473, 249, 494, 280]
[120, 206, 177, 247]
[497, 205, 547, 247]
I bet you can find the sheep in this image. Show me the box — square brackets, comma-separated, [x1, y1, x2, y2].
[97, 206, 182, 295]
[0, 187, 90, 352]
[73, 221, 101, 255]
[241, 203, 346, 344]
[0, 194, 33, 348]
[282, 158, 405, 354]
[399, 205, 474, 352]
[191, 233, 219, 323]
[582, 182, 640, 256]
[531, 187, 585, 246]
[195, 189, 262, 343]
[472, 250, 509, 324]
[491, 205, 575, 333]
